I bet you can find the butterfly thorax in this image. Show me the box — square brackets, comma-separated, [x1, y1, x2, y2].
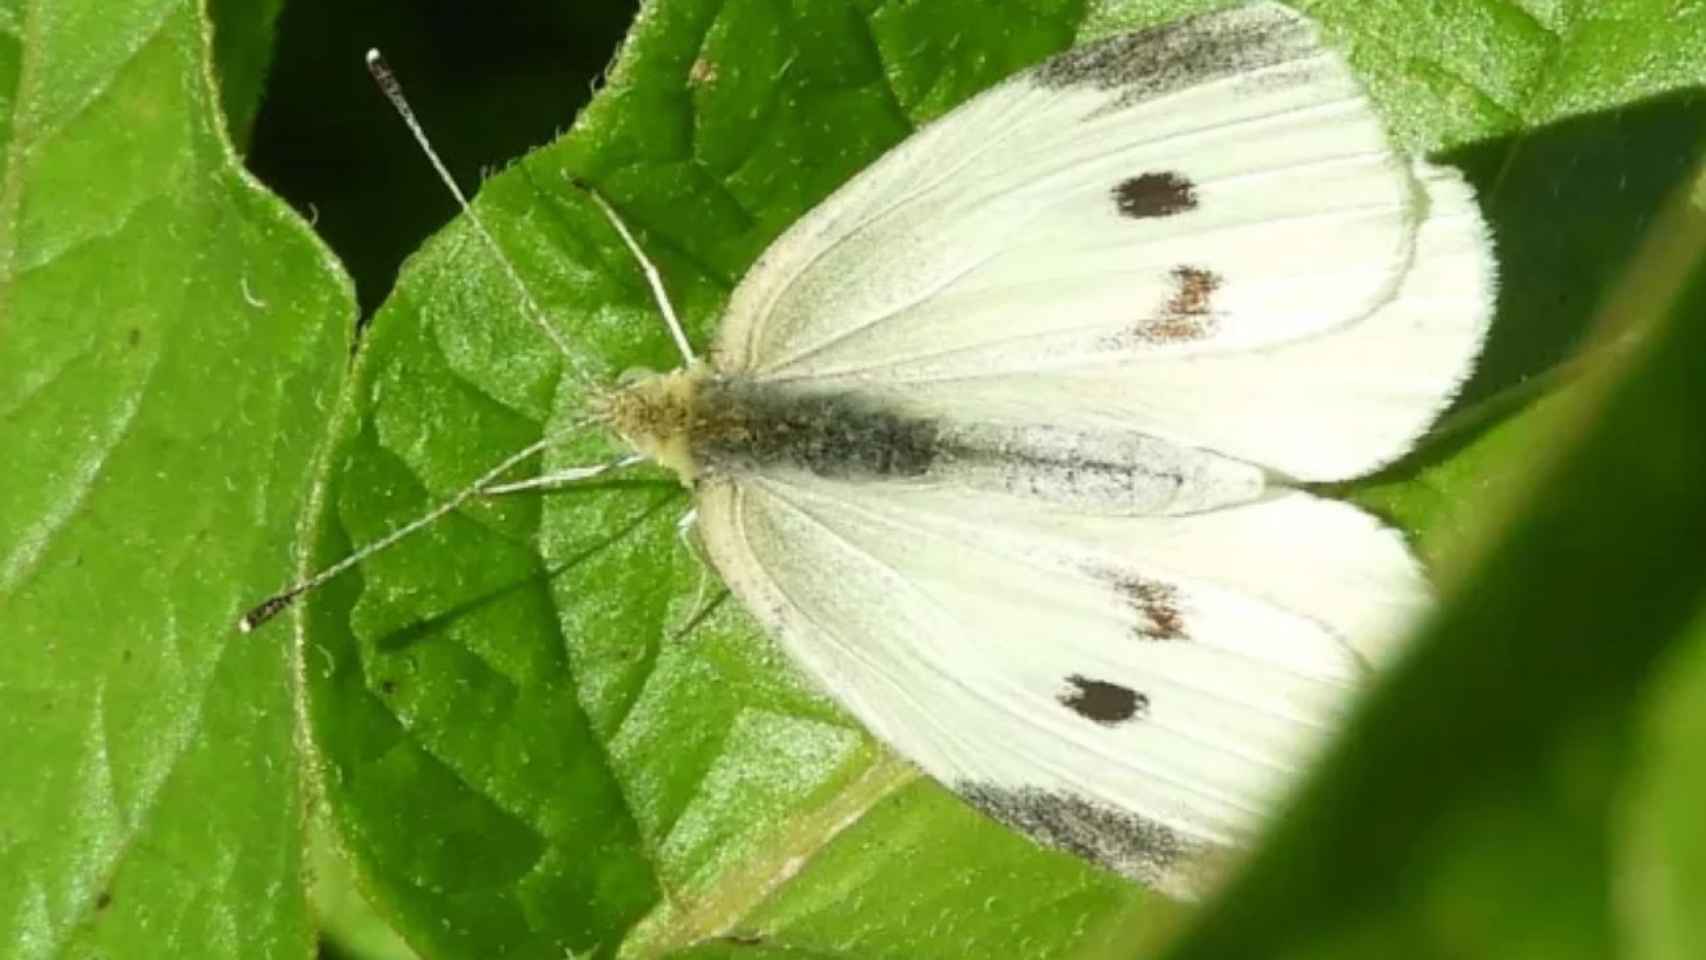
[597, 363, 707, 482]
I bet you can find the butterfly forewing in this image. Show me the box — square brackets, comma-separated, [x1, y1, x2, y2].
[717, 5, 1410, 377]
[713, 2, 1493, 481]
[848, 161, 1496, 480]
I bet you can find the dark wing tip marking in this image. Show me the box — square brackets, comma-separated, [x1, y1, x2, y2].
[954, 781, 1207, 888]
[1058, 674, 1148, 726]
[1113, 172, 1198, 219]
[1030, 3, 1318, 96]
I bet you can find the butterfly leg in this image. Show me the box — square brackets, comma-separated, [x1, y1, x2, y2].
[481, 453, 645, 496]
[675, 507, 711, 604]
[669, 506, 727, 640]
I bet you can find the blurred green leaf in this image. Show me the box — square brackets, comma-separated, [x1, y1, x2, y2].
[1160, 169, 1706, 959]
[0, 1, 351, 958]
[206, 0, 285, 147]
[277, 1, 1706, 959]
[312, 822, 420, 960]
[1619, 608, 1706, 960]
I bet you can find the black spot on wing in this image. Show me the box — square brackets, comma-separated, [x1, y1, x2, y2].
[1030, 4, 1318, 98]
[1112, 172, 1198, 219]
[1058, 674, 1148, 726]
[954, 780, 1212, 891]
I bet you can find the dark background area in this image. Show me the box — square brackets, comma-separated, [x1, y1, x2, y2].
[241, 0, 640, 315]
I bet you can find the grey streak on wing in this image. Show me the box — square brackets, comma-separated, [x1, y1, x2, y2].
[954, 780, 1213, 890]
[1032, 3, 1317, 98]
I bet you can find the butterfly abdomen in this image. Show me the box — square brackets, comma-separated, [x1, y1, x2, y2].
[623, 374, 1268, 515]
[602, 368, 943, 486]
[692, 377, 942, 481]
[932, 422, 1266, 515]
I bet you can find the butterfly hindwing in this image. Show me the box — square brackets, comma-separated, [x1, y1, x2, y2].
[695, 470, 1426, 896]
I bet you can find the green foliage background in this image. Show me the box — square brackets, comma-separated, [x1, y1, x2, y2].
[2, 1, 1704, 959]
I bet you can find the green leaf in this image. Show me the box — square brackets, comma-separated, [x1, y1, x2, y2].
[288, 1, 1706, 958]
[205, 0, 285, 148]
[0, 2, 351, 959]
[1619, 609, 1706, 960]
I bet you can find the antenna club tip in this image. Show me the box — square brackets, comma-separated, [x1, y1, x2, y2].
[365, 48, 382, 64]
[238, 594, 294, 633]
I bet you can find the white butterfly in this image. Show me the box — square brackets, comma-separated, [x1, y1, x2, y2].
[250, 2, 1494, 898]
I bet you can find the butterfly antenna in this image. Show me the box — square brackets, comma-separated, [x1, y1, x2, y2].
[569, 179, 696, 365]
[237, 437, 555, 632]
[364, 48, 583, 370]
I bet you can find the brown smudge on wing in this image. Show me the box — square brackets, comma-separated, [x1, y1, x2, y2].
[1120, 575, 1188, 640]
[1083, 565, 1190, 640]
[1147, 264, 1222, 343]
